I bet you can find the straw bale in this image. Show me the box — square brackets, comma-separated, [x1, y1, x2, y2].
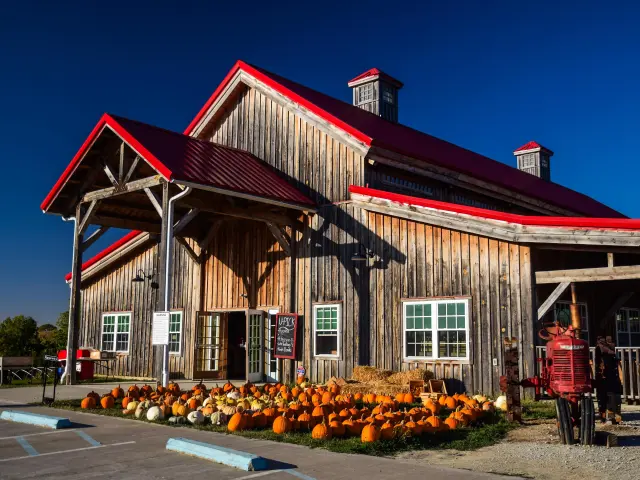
[386, 368, 434, 385]
[351, 366, 393, 382]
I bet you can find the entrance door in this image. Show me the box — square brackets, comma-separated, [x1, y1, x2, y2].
[193, 312, 227, 379]
[246, 310, 264, 383]
[265, 309, 280, 382]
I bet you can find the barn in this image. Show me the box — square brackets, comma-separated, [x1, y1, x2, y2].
[42, 61, 640, 397]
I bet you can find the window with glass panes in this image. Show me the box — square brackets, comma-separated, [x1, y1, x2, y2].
[617, 308, 640, 347]
[169, 312, 182, 355]
[101, 313, 131, 353]
[358, 84, 373, 103]
[314, 304, 340, 357]
[554, 301, 589, 343]
[403, 299, 469, 360]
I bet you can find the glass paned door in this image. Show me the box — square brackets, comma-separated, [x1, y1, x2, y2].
[265, 310, 279, 382]
[246, 310, 264, 383]
[194, 312, 226, 379]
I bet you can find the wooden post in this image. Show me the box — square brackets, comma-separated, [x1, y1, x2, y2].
[503, 336, 522, 422]
[287, 223, 297, 384]
[67, 203, 84, 385]
[153, 181, 170, 382]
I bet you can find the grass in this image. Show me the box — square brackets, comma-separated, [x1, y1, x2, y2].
[46, 399, 517, 455]
[1, 376, 131, 389]
[521, 399, 556, 420]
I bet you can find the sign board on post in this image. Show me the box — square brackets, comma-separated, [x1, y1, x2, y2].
[274, 313, 298, 359]
[152, 312, 170, 345]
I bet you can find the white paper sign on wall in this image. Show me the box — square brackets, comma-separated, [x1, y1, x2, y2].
[152, 311, 170, 345]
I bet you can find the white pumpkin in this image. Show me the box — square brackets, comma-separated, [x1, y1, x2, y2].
[146, 405, 164, 421]
[203, 397, 215, 407]
[126, 401, 139, 412]
[187, 410, 204, 425]
[226, 391, 241, 400]
[495, 395, 508, 412]
[473, 394, 488, 404]
[135, 403, 147, 419]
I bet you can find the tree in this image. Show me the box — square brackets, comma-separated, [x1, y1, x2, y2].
[0, 315, 39, 357]
[37, 324, 58, 354]
[54, 311, 69, 351]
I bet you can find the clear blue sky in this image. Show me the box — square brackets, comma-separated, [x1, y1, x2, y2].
[1, 1, 639, 324]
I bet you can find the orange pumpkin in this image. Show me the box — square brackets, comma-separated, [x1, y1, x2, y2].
[444, 417, 460, 430]
[111, 385, 124, 399]
[329, 419, 345, 437]
[228, 412, 245, 432]
[354, 392, 364, 402]
[380, 420, 395, 440]
[444, 396, 458, 410]
[361, 423, 380, 443]
[426, 415, 442, 430]
[273, 413, 291, 434]
[298, 411, 313, 430]
[100, 394, 114, 409]
[311, 418, 332, 440]
[81, 397, 96, 409]
[403, 393, 414, 404]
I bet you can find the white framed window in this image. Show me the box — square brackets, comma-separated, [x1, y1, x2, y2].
[554, 301, 589, 343]
[358, 84, 373, 103]
[101, 313, 131, 353]
[402, 298, 470, 361]
[313, 304, 341, 358]
[169, 311, 183, 355]
[617, 308, 640, 347]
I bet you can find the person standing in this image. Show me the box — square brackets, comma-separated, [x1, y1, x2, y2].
[594, 335, 623, 424]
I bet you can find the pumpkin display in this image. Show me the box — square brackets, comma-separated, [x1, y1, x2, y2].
[223, 381, 235, 393]
[81, 397, 96, 409]
[426, 415, 442, 430]
[100, 394, 115, 409]
[87, 391, 100, 403]
[187, 410, 205, 425]
[444, 396, 458, 410]
[495, 395, 507, 412]
[146, 406, 164, 421]
[444, 417, 460, 430]
[311, 418, 332, 440]
[111, 385, 124, 399]
[252, 411, 267, 428]
[273, 413, 291, 434]
[361, 423, 380, 443]
[329, 419, 345, 437]
[126, 400, 139, 413]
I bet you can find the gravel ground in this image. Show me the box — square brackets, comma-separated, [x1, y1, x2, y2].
[396, 408, 640, 480]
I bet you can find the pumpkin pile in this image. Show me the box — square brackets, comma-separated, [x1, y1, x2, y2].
[80, 380, 501, 443]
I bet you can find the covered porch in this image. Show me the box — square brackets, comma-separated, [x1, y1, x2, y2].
[41, 113, 316, 385]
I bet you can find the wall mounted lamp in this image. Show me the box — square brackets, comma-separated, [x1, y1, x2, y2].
[132, 269, 159, 289]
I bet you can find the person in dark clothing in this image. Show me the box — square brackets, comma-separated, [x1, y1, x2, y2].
[594, 335, 623, 424]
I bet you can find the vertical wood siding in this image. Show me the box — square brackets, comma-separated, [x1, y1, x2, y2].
[80, 239, 200, 379]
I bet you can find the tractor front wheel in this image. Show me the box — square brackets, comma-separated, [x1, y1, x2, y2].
[555, 397, 574, 445]
[580, 396, 595, 446]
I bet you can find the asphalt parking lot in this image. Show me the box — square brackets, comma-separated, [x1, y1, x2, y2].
[0, 395, 513, 480]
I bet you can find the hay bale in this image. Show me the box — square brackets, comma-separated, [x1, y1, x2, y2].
[386, 368, 434, 385]
[351, 366, 393, 383]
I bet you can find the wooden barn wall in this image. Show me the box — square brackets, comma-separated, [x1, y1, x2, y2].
[205, 86, 364, 204]
[79, 238, 201, 379]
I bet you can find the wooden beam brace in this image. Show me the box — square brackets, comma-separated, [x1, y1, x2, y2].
[144, 187, 163, 217]
[81, 226, 110, 252]
[197, 219, 222, 261]
[537, 282, 571, 320]
[173, 208, 200, 235]
[118, 142, 125, 184]
[536, 265, 640, 284]
[103, 163, 119, 188]
[608, 253, 615, 268]
[82, 175, 162, 203]
[176, 237, 200, 264]
[182, 197, 293, 226]
[122, 155, 140, 185]
[91, 214, 161, 233]
[78, 200, 99, 235]
[266, 222, 291, 256]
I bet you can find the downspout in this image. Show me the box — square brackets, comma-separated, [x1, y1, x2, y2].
[60, 215, 76, 384]
[161, 186, 192, 387]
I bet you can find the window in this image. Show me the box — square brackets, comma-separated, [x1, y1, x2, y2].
[358, 84, 373, 103]
[169, 311, 183, 355]
[314, 304, 341, 358]
[101, 313, 131, 353]
[554, 301, 589, 343]
[403, 299, 469, 360]
[617, 308, 640, 347]
[382, 87, 395, 105]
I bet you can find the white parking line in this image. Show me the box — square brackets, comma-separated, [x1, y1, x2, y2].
[235, 471, 282, 480]
[0, 429, 78, 440]
[0, 440, 135, 463]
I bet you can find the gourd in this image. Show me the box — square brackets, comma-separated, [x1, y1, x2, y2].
[187, 410, 205, 425]
[81, 397, 96, 409]
[226, 391, 241, 400]
[221, 405, 237, 416]
[126, 400, 139, 412]
[146, 406, 163, 421]
[272, 413, 291, 434]
[495, 395, 507, 412]
[210, 411, 223, 425]
[311, 418, 332, 440]
[361, 423, 380, 443]
[135, 402, 147, 419]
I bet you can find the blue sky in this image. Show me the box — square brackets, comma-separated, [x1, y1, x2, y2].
[1, 1, 639, 324]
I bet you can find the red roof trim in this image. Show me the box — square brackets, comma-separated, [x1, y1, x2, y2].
[184, 60, 373, 145]
[41, 114, 173, 212]
[514, 141, 548, 153]
[347, 68, 403, 88]
[350, 186, 640, 231]
[65, 230, 144, 282]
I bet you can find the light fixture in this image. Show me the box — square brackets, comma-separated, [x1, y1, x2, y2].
[351, 244, 374, 263]
[132, 269, 158, 289]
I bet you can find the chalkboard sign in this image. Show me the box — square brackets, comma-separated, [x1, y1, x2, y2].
[274, 313, 298, 359]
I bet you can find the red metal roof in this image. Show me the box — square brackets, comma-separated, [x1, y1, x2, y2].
[42, 113, 315, 212]
[514, 141, 549, 153]
[347, 68, 404, 88]
[186, 61, 623, 218]
[65, 230, 143, 282]
[350, 186, 640, 230]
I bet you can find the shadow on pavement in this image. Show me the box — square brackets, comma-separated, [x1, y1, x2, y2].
[263, 459, 298, 470]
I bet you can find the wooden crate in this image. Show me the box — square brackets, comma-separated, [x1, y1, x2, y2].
[419, 379, 448, 403]
[409, 380, 425, 395]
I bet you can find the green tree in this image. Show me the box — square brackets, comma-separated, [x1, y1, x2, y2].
[54, 311, 69, 351]
[0, 315, 39, 356]
[37, 323, 58, 354]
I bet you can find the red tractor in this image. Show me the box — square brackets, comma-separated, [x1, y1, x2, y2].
[520, 302, 596, 445]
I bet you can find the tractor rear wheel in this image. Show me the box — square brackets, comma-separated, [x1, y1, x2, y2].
[580, 396, 595, 446]
[555, 397, 574, 445]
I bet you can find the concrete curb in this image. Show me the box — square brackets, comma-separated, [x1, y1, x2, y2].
[166, 437, 268, 471]
[0, 410, 72, 429]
